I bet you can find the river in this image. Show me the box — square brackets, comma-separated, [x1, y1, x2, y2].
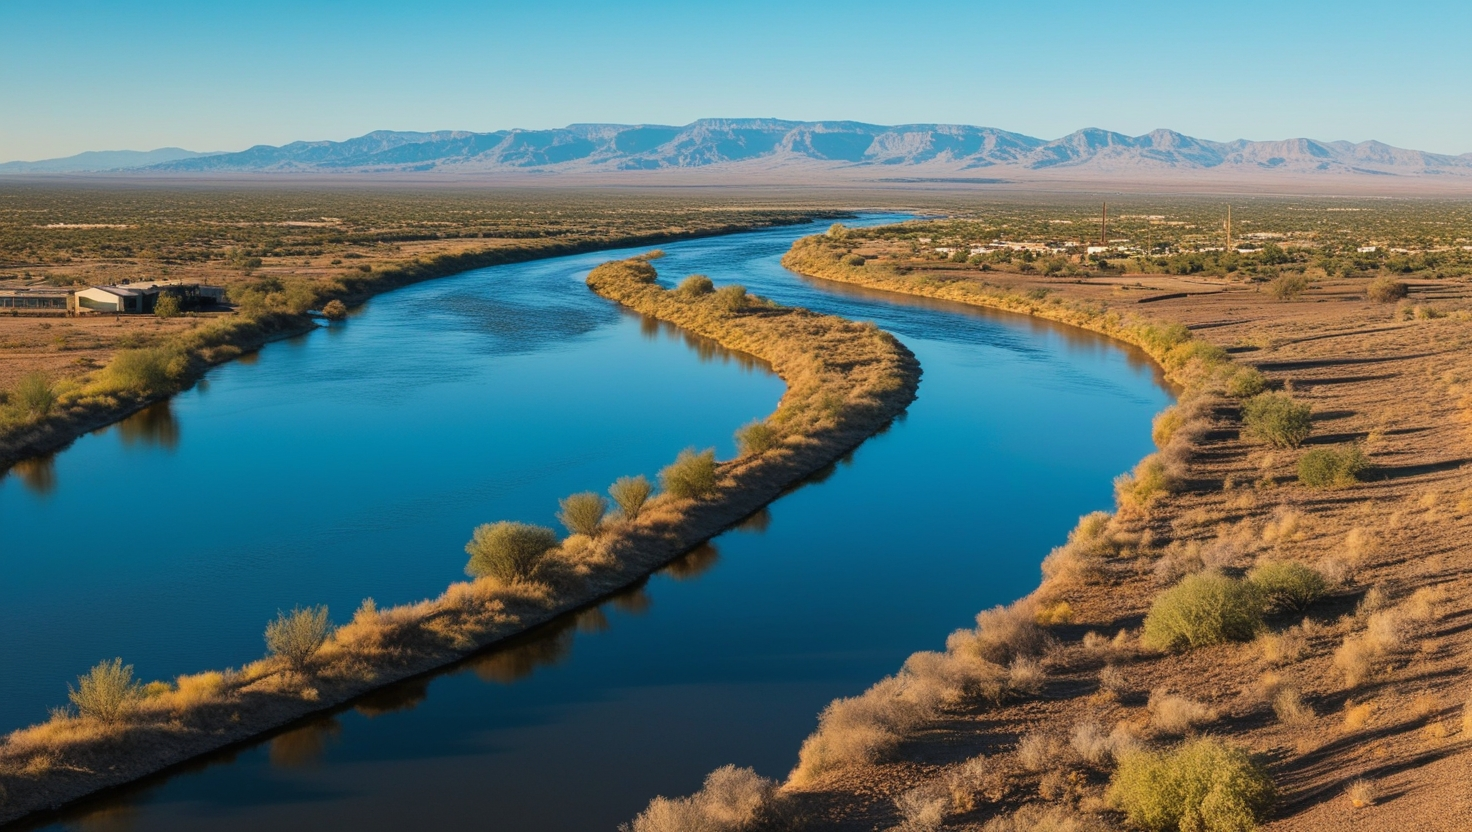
[6, 215, 1170, 830]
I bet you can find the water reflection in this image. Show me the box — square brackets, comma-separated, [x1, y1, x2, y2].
[354, 678, 430, 718]
[116, 402, 180, 450]
[269, 718, 341, 769]
[10, 454, 57, 496]
[663, 542, 722, 581]
[733, 508, 771, 535]
[631, 312, 764, 372]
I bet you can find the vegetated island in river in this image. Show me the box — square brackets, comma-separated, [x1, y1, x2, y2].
[0, 203, 841, 473]
[0, 255, 919, 826]
[624, 224, 1472, 832]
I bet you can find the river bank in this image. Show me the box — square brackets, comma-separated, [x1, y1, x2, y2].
[636, 227, 1472, 831]
[0, 214, 839, 472]
[0, 254, 918, 826]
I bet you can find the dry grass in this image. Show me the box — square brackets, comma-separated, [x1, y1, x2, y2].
[1346, 778, 1377, 809]
[1147, 689, 1218, 735]
[2, 254, 921, 825]
[622, 765, 774, 832]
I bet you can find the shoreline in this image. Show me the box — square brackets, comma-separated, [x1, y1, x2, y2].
[671, 228, 1472, 831]
[0, 216, 839, 473]
[0, 255, 920, 826]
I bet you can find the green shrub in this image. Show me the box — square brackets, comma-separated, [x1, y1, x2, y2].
[98, 346, 188, 397]
[660, 448, 718, 500]
[1241, 393, 1312, 448]
[714, 284, 749, 311]
[1248, 560, 1328, 613]
[1366, 276, 1408, 303]
[1268, 272, 1309, 300]
[1107, 737, 1275, 832]
[1225, 368, 1266, 399]
[842, 254, 866, 267]
[465, 521, 558, 582]
[153, 293, 182, 319]
[558, 491, 608, 537]
[322, 299, 348, 320]
[1142, 573, 1264, 652]
[1298, 445, 1367, 488]
[14, 371, 56, 418]
[69, 658, 141, 724]
[735, 420, 780, 456]
[677, 274, 714, 297]
[265, 605, 332, 673]
[609, 475, 652, 520]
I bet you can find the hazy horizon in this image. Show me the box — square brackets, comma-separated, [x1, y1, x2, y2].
[3, 0, 1469, 162]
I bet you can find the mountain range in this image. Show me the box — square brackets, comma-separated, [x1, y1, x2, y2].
[7, 121, 1472, 180]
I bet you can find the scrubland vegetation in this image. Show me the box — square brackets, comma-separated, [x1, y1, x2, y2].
[0, 184, 842, 468]
[626, 214, 1472, 831]
[0, 254, 918, 825]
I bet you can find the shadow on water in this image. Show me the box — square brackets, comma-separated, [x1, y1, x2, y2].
[631, 311, 765, 372]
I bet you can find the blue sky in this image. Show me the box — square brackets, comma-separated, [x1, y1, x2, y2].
[2, 0, 1468, 161]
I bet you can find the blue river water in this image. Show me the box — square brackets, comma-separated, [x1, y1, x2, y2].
[8, 215, 1171, 831]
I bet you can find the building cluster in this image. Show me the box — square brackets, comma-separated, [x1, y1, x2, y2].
[0, 279, 226, 315]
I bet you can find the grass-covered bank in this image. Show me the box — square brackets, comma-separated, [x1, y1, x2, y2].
[0, 216, 833, 471]
[0, 256, 919, 826]
[627, 226, 1472, 831]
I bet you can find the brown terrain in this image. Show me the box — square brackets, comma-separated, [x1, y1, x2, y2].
[759, 238, 1472, 830]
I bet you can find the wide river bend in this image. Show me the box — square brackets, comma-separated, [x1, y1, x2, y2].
[4, 216, 1171, 830]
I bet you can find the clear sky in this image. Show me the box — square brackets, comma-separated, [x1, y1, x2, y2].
[2, 0, 1468, 162]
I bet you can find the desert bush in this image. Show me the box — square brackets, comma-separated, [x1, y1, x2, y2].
[1366, 276, 1408, 303]
[1107, 737, 1275, 832]
[1041, 511, 1118, 586]
[792, 674, 936, 782]
[1142, 572, 1264, 652]
[1241, 392, 1312, 448]
[265, 605, 332, 673]
[14, 371, 56, 418]
[659, 447, 718, 500]
[609, 475, 652, 520]
[172, 670, 228, 709]
[734, 420, 779, 456]
[1256, 628, 1308, 665]
[153, 292, 182, 318]
[1269, 272, 1310, 300]
[713, 284, 749, 311]
[1149, 689, 1218, 735]
[1346, 778, 1376, 809]
[1248, 560, 1328, 613]
[557, 491, 608, 537]
[1099, 664, 1128, 697]
[1115, 454, 1176, 513]
[951, 602, 1049, 666]
[677, 274, 715, 297]
[1272, 688, 1315, 726]
[1334, 611, 1403, 687]
[893, 785, 949, 831]
[1225, 367, 1267, 399]
[1007, 657, 1046, 696]
[97, 346, 188, 397]
[1298, 445, 1368, 488]
[322, 299, 348, 320]
[69, 658, 141, 724]
[464, 521, 558, 583]
[623, 764, 773, 832]
[1017, 730, 1071, 772]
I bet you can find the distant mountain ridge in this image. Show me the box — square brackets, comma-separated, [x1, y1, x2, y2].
[0, 148, 220, 173]
[9, 122, 1472, 178]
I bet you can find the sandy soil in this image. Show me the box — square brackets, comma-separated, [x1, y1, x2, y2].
[778, 252, 1472, 830]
